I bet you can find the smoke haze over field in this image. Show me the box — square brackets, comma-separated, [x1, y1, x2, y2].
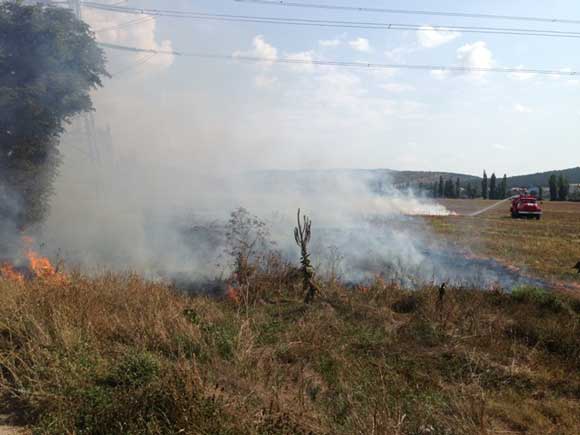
[3, 0, 575, 290]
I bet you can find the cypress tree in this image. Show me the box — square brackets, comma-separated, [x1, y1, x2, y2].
[500, 174, 507, 199]
[489, 173, 497, 200]
[455, 178, 461, 198]
[444, 179, 454, 198]
[549, 174, 558, 201]
[438, 176, 444, 198]
[558, 175, 569, 201]
[482, 170, 488, 199]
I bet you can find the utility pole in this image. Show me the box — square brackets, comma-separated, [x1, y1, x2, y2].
[67, 0, 103, 165]
[68, 0, 81, 18]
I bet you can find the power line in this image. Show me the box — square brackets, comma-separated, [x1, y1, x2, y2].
[81, 2, 580, 40]
[233, 0, 580, 26]
[95, 16, 154, 33]
[98, 42, 580, 77]
[110, 53, 158, 76]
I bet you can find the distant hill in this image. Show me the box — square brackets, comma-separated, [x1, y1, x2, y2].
[252, 167, 580, 191]
[250, 169, 481, 191]
[389, 171, 480, 188]
[388, 167, 580, 188]
[506, 167, 580, 188]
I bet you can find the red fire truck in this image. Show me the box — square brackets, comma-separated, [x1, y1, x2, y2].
[510, 195, 542, 220]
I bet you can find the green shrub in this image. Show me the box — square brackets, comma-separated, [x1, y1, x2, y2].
[202, 323, 235, 360]
[106, 352, 160, 388]
[511, 286, 564, 313]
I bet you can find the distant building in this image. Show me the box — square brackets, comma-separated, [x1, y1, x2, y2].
[510, 186, 548, 198]
[510, 187, 527, 196]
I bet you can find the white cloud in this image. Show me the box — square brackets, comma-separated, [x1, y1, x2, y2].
[492, 143, 507, 150]
[510, 65, 536, 81]
[319, 39, 341, 48]
[430, 69, 450, 80]
[234, 35, 278, 67]
[255, 74, 278, 88]
[83, 9, 175, 72]
[349, 37, 371, 52]
[549, 67, 573, 81]
[384, 46, 418, 62]
[380, 83, 416, 93]
[284, 50, 315, 73]
[417, 26, 460, 48]
[514, 104, 532, 113]
[456, 41, 494, 79]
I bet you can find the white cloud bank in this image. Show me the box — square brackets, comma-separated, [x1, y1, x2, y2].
[457, 41, 494, 79]
[514, 104, 533, 113]
[83, 8, 175, 72]
[510, 66, 536, 81]
[417, 26, 460, 48]
[381, 83, 416, 93]
[319, 39, 341, 48]
[234, 35, 278, 64]
[349, 37, 371, 52]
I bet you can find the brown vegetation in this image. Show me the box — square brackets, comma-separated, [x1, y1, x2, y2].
[1, 271, 579, 434]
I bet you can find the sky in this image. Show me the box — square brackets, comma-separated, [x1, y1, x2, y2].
[79, 0, 580, 177]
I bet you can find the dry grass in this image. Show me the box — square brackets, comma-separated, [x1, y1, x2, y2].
[1, 273, 579, 434]
[429, 200, 580, 283]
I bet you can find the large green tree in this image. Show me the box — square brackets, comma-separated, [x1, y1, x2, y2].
[0, 2, 108, 229]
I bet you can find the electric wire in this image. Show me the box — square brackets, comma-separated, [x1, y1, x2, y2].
[110, 52, 158, 76]
[82, 2, 580, 39]
[233, 0, 580, 26]
[98, 42, 580, 77]
[95, 16, 154, 33]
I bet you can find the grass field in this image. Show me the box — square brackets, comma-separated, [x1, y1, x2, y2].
[1, 272, 579, 434]
[1, 201, 579, 434]
[428, 200, 580, 286]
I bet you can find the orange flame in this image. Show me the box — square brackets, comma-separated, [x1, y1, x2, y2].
[22, 236, 68, 284]
[226, 286, 241, 304]
[26, 249, 60, 280]
[0, 263, 24, 283]
[1, 236, 68, 284]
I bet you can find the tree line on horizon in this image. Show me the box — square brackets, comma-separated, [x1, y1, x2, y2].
[420, 177, 480, 199]
[416, 169, 577, 201]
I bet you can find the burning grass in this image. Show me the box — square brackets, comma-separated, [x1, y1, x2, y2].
[0, 272, 579, 434]
[0, 236, 68, 285]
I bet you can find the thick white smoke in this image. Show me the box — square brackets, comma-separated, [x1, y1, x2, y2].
[31, 5, 530, 289]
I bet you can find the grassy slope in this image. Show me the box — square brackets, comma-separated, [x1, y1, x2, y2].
[429, 200, 580, 283]
[1, 275, 579, 435]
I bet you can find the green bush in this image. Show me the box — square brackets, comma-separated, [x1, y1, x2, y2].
[511, 286, 564, 313]
[106, 352, 160, 388]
